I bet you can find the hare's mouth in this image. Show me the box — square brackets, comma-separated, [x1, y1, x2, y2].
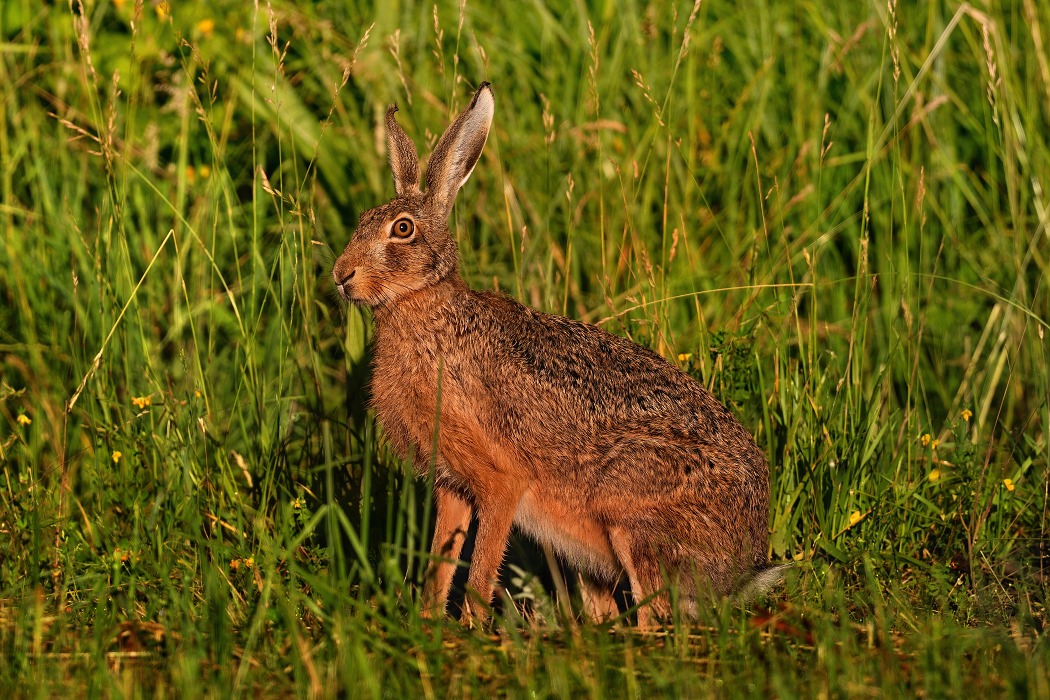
[337, 283, 370, 306]
[336, 276, 382, 307]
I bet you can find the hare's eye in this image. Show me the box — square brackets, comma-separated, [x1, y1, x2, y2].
[391, 218, 415, 239]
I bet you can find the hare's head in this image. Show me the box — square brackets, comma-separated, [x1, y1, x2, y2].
[333, 83, 494, 306]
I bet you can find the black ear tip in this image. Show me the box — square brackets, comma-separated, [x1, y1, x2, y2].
[387, 103, 399, 114]
[470, 82, 493, 108]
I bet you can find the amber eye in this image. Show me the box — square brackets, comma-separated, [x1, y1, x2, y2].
[391, 217, 415, 239]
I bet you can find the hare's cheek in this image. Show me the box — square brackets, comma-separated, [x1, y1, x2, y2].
[369, 239, 392, 269]
[382, 241, 416, 274]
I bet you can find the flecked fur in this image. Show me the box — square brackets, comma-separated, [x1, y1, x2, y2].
[333, 83, 774, 625]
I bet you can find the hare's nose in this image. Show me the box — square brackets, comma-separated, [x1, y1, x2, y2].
[334, 267, 357, 300]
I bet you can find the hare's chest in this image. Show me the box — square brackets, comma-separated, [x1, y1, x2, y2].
[370, 334, 462, 455]
[372, 347, 428, 409]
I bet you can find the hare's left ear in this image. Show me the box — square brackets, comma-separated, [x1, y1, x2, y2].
[424, 83, 494, 217]
[387, 104, 420, 196]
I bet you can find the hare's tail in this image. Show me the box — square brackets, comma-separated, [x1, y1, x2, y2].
[735, 563, 794, 603]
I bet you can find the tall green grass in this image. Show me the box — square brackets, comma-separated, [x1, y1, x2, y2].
[1, 0, 1048, 695]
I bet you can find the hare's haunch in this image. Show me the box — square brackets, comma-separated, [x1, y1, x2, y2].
[334, 83, 780, 625]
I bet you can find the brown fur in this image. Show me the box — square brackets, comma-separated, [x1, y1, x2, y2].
[333, 83, 772, 624]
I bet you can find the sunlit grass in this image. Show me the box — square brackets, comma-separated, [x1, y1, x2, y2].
[1, 0, 1048, 695]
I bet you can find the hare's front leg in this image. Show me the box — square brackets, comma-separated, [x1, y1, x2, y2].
[422, 486, 472, 617]
[460, 501, 517, 624]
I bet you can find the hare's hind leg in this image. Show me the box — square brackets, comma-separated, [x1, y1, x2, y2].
[608, 527, 663, 629]
[422, 487, 472, 618]
[579, 572, 619, 623]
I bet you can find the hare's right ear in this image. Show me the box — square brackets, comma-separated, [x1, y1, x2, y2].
[424, 82, 494, 217]
[386, 104, 420, 196]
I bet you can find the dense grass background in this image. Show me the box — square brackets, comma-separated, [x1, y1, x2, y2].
[1, 0, 1048, 695]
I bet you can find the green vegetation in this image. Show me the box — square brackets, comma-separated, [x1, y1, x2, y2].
[1, 0, 1048, 695]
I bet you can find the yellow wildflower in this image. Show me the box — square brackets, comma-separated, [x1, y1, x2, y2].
[199, 165, 211, 179]
[677, 353, 692, 363]
[245, 556, 255, 569]
[920, 433, 931, 447]
[931, 439, 939, 451]
[16, 414, 31, 426]
[112, 451, 123, 464]
[928, 468, 941, 483]
[961, 409, 972, 422]
[185, 165, 196, 183]
[131, 396, 152, 409]
[196, 18, 215, 36]
[291, 497, 303, 509]
[230, 559, 240, 571]
[1003, 478, 1015, 492]
[849, 511, 862, 526]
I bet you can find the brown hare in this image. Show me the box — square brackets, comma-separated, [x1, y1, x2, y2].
[333, 83, 784, 626]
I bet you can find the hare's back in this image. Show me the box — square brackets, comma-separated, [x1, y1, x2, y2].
[466, 291, 762, 458]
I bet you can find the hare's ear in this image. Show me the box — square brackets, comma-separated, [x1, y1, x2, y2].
[424, 82, 494, 216]
[386, 104, 420, 196]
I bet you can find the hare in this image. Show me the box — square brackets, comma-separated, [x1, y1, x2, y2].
[333, 83, 782, 626]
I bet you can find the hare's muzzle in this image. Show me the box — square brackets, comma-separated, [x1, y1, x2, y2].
[334, 267, 356, 301]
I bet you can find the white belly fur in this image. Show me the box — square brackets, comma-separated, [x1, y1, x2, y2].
[513, 489, 621, 581]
